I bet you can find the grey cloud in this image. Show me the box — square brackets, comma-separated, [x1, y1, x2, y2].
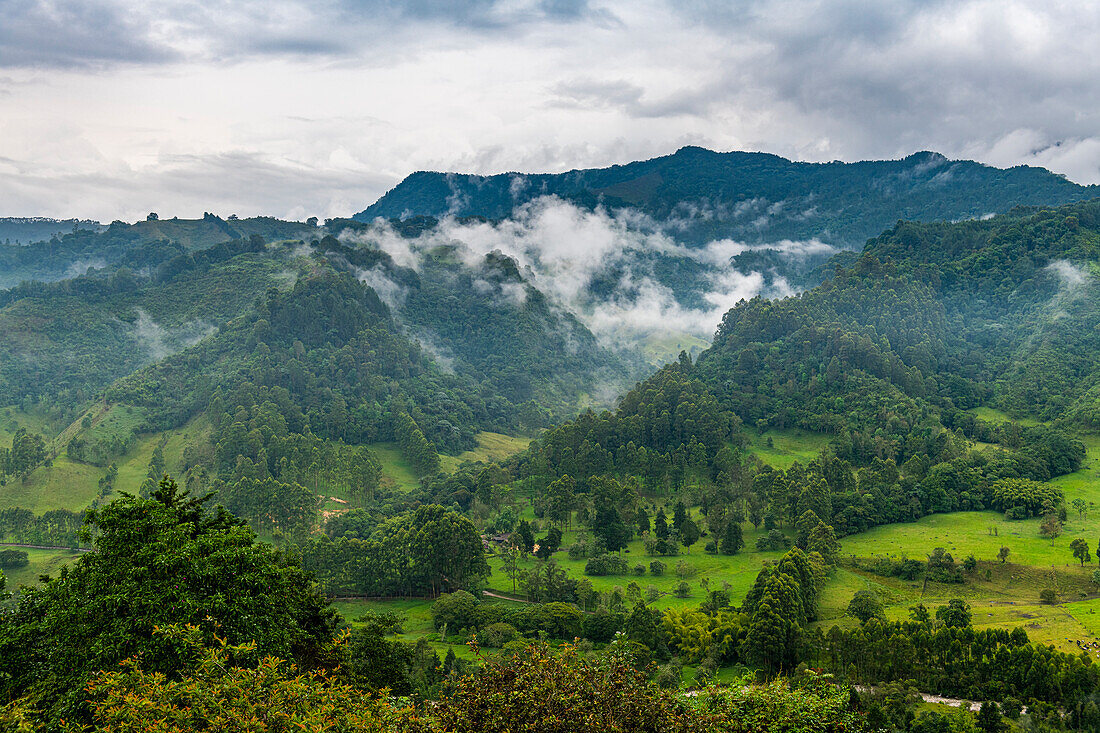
[0, 0, 179, 68]
[0, 0, 605, 69]
[0, 148, 391, 222]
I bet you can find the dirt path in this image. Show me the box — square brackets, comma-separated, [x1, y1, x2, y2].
[0, 542, 90, 552]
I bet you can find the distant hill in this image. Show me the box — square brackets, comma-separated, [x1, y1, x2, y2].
[0, 214, 315, 288]
[0, 217, 104, 245]
[355, 147, 1099, 247]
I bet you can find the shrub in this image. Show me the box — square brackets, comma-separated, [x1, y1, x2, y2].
[755, 529, 790, 552]
[649, 560, 666, 576]
[990, 479, 1064, 518]
[585, 553, 629, 577]
[0, 549, 29, 569]
[632, 564, 646, 576]
[480, 622, 519, 648]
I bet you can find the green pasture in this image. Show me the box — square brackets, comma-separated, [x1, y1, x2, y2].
[0, 405, 58, 446]
[0, 455, 103, 513]
[966, 406, 1044, 427]
[0, 546, 85, 589]
[485, 518, 789, 611]
[367, 443, 421, 493]
[439, 432, 532, 473]
[640, 332, 711, 367]
[745, 429, 831, 470]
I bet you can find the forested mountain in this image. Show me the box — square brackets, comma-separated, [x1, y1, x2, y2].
[4, 160, 1100, 732]
[0, 217, 103, 245]
[0, 213, 314, 288]
[356, 147, 1098, 247]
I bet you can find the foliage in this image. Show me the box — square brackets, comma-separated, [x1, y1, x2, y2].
[429, 641, 702, 733]
[300, 504, 489, 597]
[0, 477, 338, 728]
[59, 625, 402, 733]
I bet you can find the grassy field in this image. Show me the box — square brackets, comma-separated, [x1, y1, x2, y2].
[745, 429, 831, 469]
[967, 406, 1044, 427]
[0, 455, 104, 513]
[439, 432, 532, 473]
[0, 546, 86, 589]
[485, 516, 789, 611]
[639, 332, 711, 367]
[0, 405, 58, 446]
[368, 443, 421, 493]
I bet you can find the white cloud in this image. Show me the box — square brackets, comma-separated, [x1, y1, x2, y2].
[1, 0, 1098, 223]
[131, 308, 216, 361]
[340, 196, 810, 344]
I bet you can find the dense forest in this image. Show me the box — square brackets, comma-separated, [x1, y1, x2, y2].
[357, 147, 1099, 247]
[2, 171, 1100, 730]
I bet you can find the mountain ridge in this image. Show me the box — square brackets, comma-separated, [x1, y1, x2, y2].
[355, 146, 1099, 248]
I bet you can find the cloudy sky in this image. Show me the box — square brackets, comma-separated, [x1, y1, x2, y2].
[2, 0, 1099, 222]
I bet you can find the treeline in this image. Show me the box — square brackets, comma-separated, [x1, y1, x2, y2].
[0, 428, 47, 478]
[0, 507, 88, 548]
[298, 504, 489, 597]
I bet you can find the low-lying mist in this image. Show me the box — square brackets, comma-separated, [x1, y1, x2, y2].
[342, 196, 836, 350]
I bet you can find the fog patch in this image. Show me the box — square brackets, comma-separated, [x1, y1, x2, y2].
[334, 197, 827, 347]
[289, 241, 315, 259]
[339, 226, 420, 270]
[132, 309, 216, 362]
[64, 257, 106, 278]
[356, 265, 408, 310]
[1047, 260, 1092, 290]
[412, 329, 456, 374]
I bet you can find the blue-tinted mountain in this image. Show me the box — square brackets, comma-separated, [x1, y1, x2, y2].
[355, 147, 1099, 247]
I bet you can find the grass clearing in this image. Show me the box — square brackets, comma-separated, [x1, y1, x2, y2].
[485, 519, 788, 611]
[1, 546, 84, 589]
[966, 406, 1044, 427]
[368, 443, 421, 493]
[639, 332, 711, 367]
[745, 429, 831, 469]
[0, 455, 104, 513]
[439, 432, 532, 473]
[0, 405, 58, 445]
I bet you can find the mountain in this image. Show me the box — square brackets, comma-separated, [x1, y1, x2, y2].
[0, 217, 104, 245]
[0, 214, 315, 289]
[355, 147, 1098, 247]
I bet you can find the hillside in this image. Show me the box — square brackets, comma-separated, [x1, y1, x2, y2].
[356, 147, 1099, 247]
[0, 217, 103, 245]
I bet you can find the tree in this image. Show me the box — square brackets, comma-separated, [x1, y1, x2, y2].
[1073, 498, 1088, 518]
[997, 546, 1010, 564]
[635, 506, 650, 534]
[515, 520, 536, 553]
[744, 586, 799, 674]
[0, 476, 338, 729]
[807, 522, 840, 564]
[847, 590, 885, 624]
[720, 519, 744, 555]
[546, 475, 577, 528]
[60, 625, 398, 733]
[908, 603, 930, 623]
[976, 702, 1004, 733]
[430, 642, 698, 733]
[935, 598, 972, 628]
[654, 509, 669, 539]
[1040, 512, 1063, 540]
[1071, 538, 1092, 566]
[594, 507, 632, 553]
[794, 509, 822, 549]
[1039, 588, 1057, 604]
[679, 518, 701, 548]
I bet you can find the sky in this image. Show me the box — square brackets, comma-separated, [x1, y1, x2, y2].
[1, 0, 1099, 223]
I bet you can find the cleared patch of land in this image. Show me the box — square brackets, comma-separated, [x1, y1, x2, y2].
[745, 429, 831, 469]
